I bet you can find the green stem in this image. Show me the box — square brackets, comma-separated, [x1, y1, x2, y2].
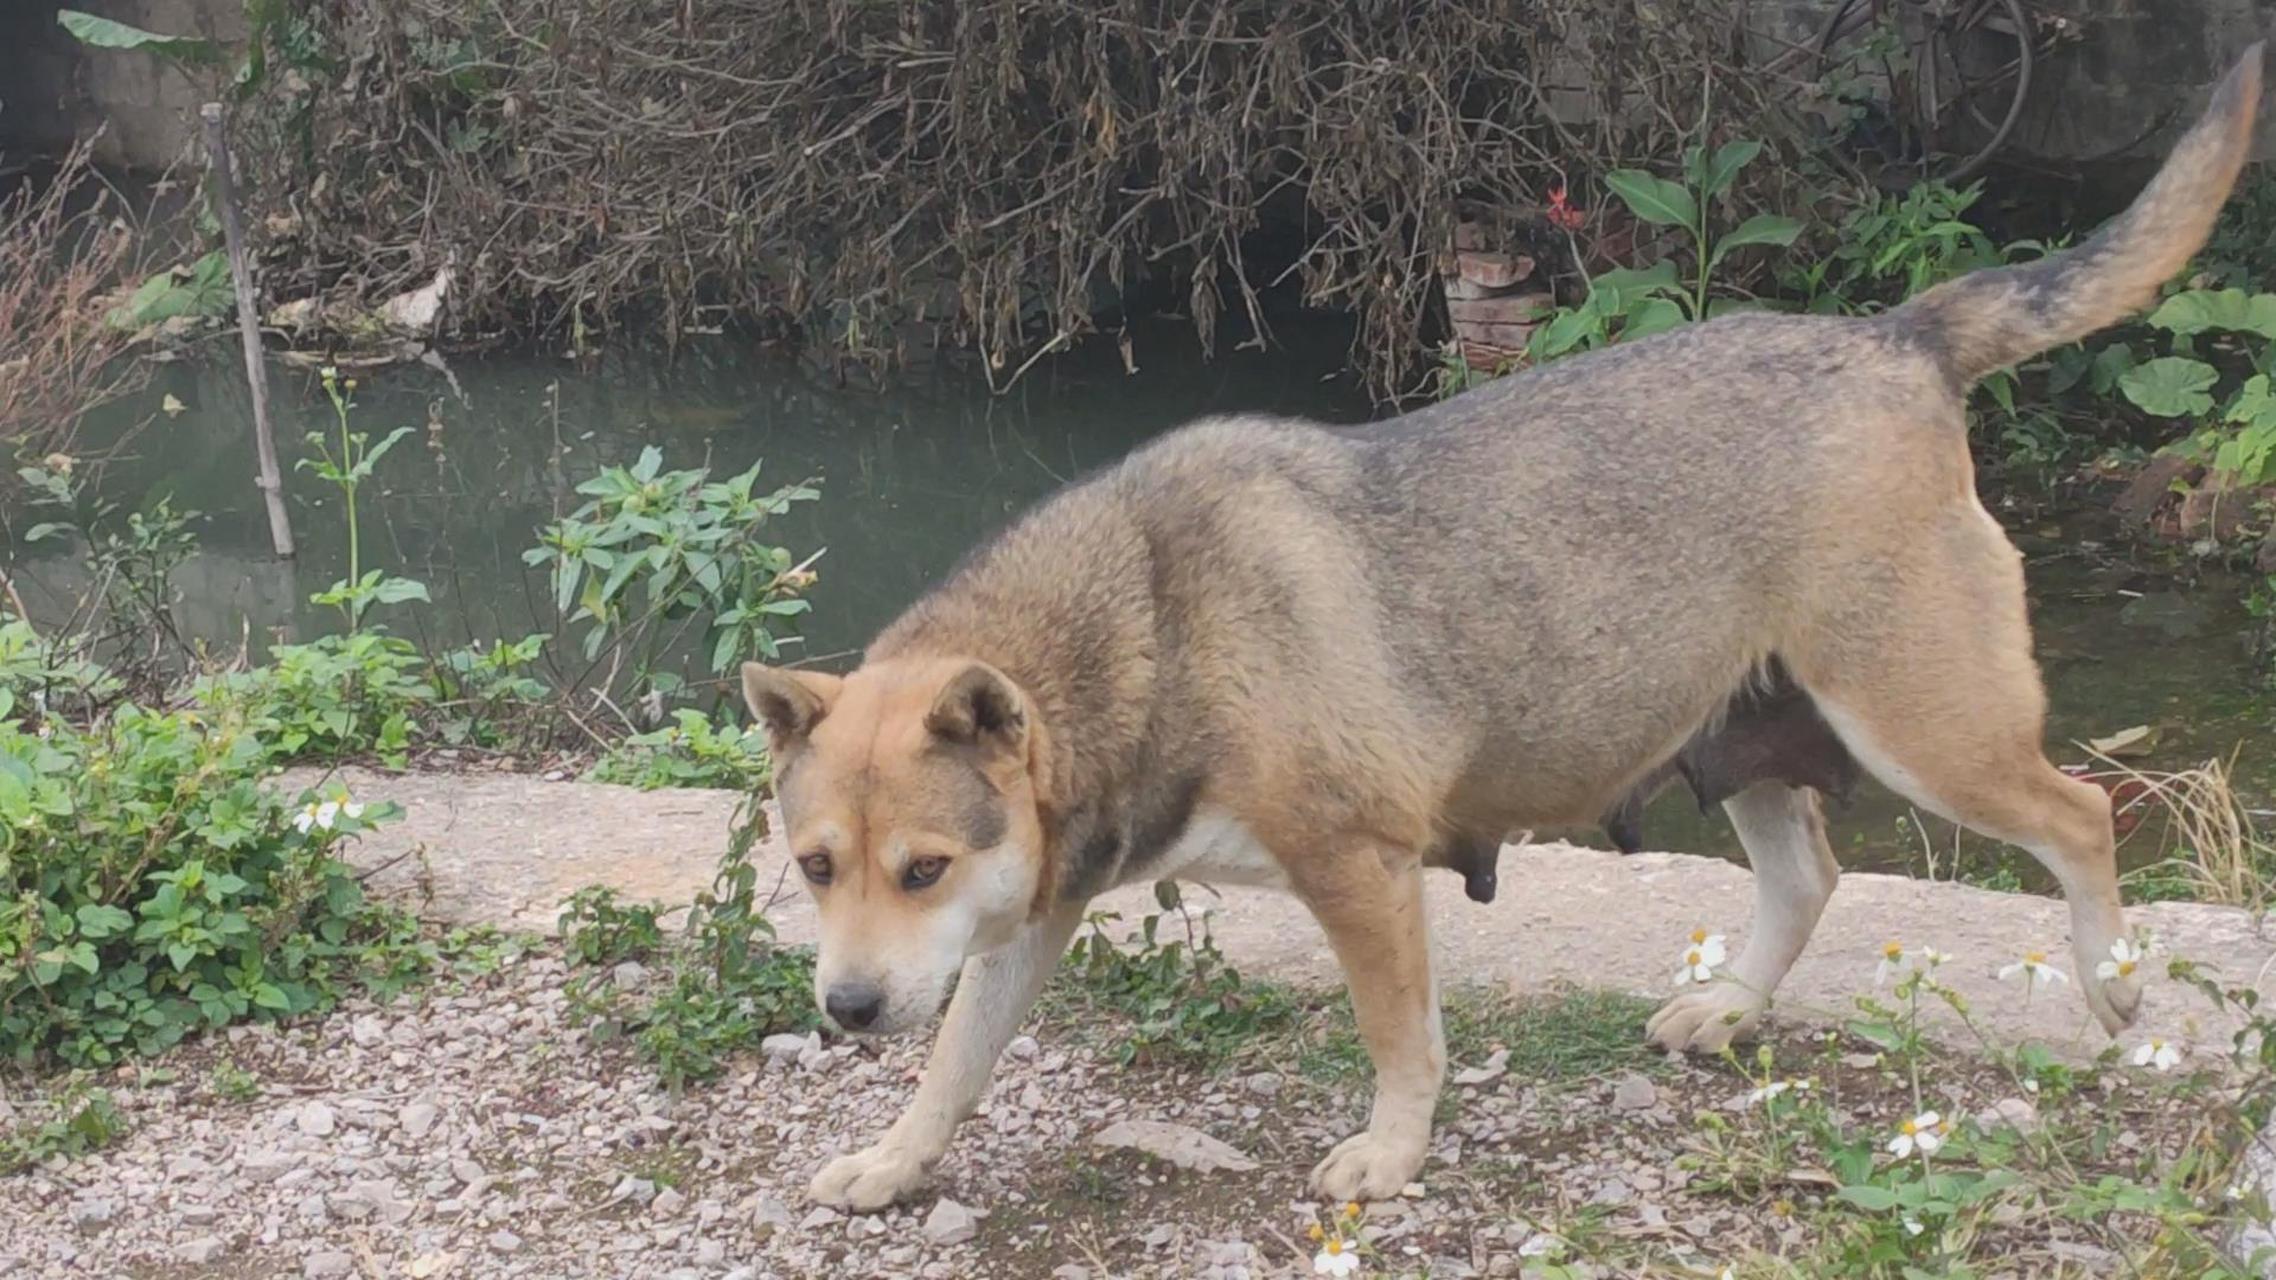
[336, 399, 360, 632]
[1694, 221, 1712, 321]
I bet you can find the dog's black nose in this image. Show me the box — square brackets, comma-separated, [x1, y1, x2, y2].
[825, 984, 884, 1031]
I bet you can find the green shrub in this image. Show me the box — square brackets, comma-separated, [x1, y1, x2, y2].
[0, 703, 408, 1066]
[192, 631, 435, 768]
[525, 447, 820, 690]
[585, 708, 770, 792]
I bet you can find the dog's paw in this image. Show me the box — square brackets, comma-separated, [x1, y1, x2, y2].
[1647, 983, 1766, 1055]
[1309, 1130, 1426, 1202]
[2085, 967, 2144, 1035]
[808, 1141, 931, 1212]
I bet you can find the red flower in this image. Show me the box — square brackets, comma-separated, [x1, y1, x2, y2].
[1545, 183, 1586, 232]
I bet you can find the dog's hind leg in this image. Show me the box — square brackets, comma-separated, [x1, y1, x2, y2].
[1648, 784, 1839, 1053]
[1290, 846, 1444, 1201]
[1795, 508, 2136, 1033]
[807, 901, 1087, 1210]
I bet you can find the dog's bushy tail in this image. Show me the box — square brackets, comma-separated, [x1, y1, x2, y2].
[1887, 43, 2263, 387]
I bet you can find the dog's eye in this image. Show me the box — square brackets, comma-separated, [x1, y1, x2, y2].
[798, 853, 833, 885]
[902, 856, 949, 890]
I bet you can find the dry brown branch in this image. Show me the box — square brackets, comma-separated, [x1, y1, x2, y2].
[0, 140, 147, 450]
[239, 0, 1801, 397]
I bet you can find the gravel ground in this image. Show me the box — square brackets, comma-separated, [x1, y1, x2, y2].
[0, 941, 2210, 1280]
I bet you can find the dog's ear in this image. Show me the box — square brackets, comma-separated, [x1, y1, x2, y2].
[741, 663, 841, 751]
[925, 661, 1027, 756]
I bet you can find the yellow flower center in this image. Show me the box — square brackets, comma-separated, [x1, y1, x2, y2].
[1690, 927, 1709, 944]
[2024, 951, 2045, 964]
[2118, 960, 2136, 977]
[1686, 950, 1703, 966]
[1883, 942, 1903, 960]
[1326, 1240, 1344, 1255]
[1309, 1224, 1324, 1241]
[1344, 1201, 1361, 1219]
[1901, 1119, 1919, 1136]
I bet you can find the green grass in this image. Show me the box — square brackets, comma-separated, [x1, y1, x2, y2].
[1295, 985, 1664, 1094]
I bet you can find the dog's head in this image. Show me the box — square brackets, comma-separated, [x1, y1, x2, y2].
[741, 657, 1050, 1036]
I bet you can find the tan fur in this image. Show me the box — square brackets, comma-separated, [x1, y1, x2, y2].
[747, 47, 2264, 1211]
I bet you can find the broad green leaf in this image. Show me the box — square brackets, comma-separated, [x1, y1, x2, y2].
[2119, 357, 2220, 418]
[1708, 214, 1803, 269]
[1603, 170, 1699, 229]
[370, 577, 431, 605]
[1592, 261, 1683, 293]
[74, 905, 133, 939]
[1620, 297, 1688, 341]
[2226, 374, 2276, 429]
[2088, 341, 2137, 395]
[57, 10, 220, 62]
[1837, 1185, 1901, 1212]
[1703, 139, 1765, 199]
[2146, 288, 2276, 340]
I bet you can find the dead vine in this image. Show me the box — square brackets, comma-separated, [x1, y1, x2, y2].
[0, 140, 147, 450]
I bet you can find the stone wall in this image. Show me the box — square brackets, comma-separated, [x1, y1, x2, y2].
[0, 0, 243, 170]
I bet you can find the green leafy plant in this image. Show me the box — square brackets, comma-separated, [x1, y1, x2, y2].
[14, 459, 201, 703]
[300, 367, 429, 631]
[1523, 139, 1797, 369]
[525, 447, 819, 695]
[1601, 139, 1802, 322]
[56, 9, 220, 62]
[105, 252, 234, 330]
[562, 806, 816, 1090]
[2107, 288, 2276, 490]
[1789, 179, 2010, 313]
[428, 633, 551, 748]
[194, 631, 434, 768]
[0, 1081, 126, 1174]
[1052, 882, 1299, 1069]
[0, 700, 411, 1066]
[585, 708, 770, 792]
[558, 886, 668, 967]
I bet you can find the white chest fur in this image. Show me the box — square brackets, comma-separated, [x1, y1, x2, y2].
[1149, 809, 1289, 890]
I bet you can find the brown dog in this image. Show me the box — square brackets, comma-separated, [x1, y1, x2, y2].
[743, 47, 2263, 1211]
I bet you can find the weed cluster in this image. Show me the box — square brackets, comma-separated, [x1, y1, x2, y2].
[558, 810, 816, 1091]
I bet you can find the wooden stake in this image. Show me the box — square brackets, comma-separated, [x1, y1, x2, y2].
[200, 102, 294, 559]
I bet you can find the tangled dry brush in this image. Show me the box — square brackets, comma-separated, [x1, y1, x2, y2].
[245, 0, 1801, 394]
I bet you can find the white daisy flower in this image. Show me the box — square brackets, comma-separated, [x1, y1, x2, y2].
[342, 800, 366, 821]
[1887, 1110, 1947, 1159]
[1998, 950, 2069, 990]
[2131, 1038, 2183, 1072]
[1674, 928, 1727, 986]
[2097, 938, 2146, 983]
[1903, 1217, 1924, 1237]
[1313, 1240, 1361, 1276]
[1876, 940, 1906, 985]
[292, 800, 340, 834]
[1745, 1078, 1811, 1107]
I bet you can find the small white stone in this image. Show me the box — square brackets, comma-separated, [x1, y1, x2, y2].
[924, 1198, 980, 1246]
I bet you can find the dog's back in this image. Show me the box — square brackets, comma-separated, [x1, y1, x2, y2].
[876, 45, 2263, 863]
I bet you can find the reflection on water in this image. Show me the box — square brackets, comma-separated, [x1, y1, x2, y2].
[20, 313, 1371, 662]
[9, 313, 2269, 879]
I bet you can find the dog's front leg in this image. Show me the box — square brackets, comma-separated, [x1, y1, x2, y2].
[808, 900, 1086, 1211]
[1294, 848, 1444, 1201]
